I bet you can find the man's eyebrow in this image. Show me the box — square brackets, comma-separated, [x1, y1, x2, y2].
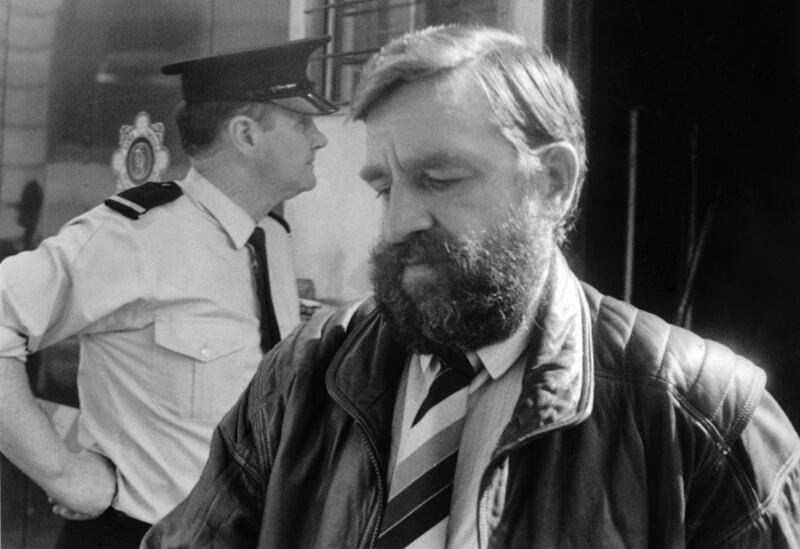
[402, 151, 479, 172]
[360, 151, 480, 183]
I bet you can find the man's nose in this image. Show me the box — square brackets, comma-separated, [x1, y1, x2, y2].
[383, 182, 434, 244]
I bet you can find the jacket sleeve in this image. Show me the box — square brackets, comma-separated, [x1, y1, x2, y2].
[682, 388, 800, 548]
[711, 390, 800, 548]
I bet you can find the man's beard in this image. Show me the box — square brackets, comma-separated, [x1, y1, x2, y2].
[369, 204, 553, 355]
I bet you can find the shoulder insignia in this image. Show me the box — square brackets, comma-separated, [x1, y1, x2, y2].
[268, 211, 291, 234]
[104, 181, 182, 220]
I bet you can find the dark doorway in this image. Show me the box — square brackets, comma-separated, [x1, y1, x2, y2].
[581, 0, 800, 424]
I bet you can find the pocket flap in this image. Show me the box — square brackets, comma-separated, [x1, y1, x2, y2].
[154, 316, 244, 362]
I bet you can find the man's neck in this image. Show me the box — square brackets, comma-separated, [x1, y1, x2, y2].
[191, 158, 279, 222]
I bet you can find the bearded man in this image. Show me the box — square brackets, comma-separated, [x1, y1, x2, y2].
[144, 25, 800, 549]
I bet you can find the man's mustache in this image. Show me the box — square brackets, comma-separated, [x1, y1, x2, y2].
[375, 229, 462, 266]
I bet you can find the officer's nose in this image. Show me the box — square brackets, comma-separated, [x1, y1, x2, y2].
[383, 181, 434, 244]
[309, 120, 328, 150]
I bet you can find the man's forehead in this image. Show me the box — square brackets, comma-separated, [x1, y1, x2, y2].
[359, 73, 506, 181]
[362, 121, 500, 181]
[365, 71, 483, 126]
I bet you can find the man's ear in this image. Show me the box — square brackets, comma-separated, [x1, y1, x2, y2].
[226, 115, 259, 154]
[536, 141, 580, 220]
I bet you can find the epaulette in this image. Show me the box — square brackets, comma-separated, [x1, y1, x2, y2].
[104, 181, 183, 220]
[268, 211, 291, 234]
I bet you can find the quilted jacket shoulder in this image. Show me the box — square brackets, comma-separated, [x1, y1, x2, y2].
[582, 283, 766, 444]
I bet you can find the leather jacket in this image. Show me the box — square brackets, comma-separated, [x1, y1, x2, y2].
[144, 268, 800, 548]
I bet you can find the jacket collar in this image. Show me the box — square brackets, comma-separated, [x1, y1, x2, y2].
[494, 252, 595, 453]
[327, 251, 595, 465]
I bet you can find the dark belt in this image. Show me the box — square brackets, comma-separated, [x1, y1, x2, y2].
[55, 507, 152, 549]
[102, 507, 152, 538]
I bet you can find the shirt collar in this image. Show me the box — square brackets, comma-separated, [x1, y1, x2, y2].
[475, 321, 533, 380]
[417, 310, 532, 381]
[178, 167, 256, 249]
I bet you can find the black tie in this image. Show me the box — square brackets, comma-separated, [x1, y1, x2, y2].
[247, 227, 281, 353]
[412, 351, 476, 425]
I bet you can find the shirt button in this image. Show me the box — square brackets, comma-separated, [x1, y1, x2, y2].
[201, 347, 210, 359]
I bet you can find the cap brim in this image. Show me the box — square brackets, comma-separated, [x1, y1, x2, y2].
[271, 93, 339, 115]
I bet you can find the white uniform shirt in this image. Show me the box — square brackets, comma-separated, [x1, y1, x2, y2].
[0, 168, 301, 523]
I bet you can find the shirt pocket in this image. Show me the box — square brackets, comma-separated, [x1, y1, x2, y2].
[151, 315, 249, 422]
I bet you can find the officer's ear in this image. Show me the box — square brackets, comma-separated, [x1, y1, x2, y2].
[226, 115, 261, 154]
[532, 141, 580, 222]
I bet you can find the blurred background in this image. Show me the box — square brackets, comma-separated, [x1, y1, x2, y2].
[0, 0, 798, 546]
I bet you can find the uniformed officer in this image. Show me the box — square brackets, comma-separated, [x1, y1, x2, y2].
[0, 36, 337, 549]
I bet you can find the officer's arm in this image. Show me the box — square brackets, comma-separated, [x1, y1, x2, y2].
[0, 356, 116, 517]
[0, 212, 138, 518]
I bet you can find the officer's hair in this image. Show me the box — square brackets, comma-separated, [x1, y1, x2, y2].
[175, 101, 275, 157]
[350, 25, 586, 246]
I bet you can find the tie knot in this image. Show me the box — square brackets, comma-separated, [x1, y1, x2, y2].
[248, 226, 266, 248]
[437, 351, 475, 379]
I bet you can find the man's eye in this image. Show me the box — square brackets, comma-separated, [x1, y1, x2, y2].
[422, 174, 460, 189]
[375, 186, 391, 199]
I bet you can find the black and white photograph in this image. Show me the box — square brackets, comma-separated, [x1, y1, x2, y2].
[0, 1, 798, 547]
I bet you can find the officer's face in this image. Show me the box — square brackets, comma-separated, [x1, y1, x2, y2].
[254, 106, 328, 199]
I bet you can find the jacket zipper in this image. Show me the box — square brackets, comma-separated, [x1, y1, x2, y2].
[328, 398, 385, 549]
[476, 412, 590, 548]
[355, 424, 386, 549]
[323, 314, 388, 549]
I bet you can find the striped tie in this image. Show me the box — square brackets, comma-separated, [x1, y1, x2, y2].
[378, 352, 475, 549]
